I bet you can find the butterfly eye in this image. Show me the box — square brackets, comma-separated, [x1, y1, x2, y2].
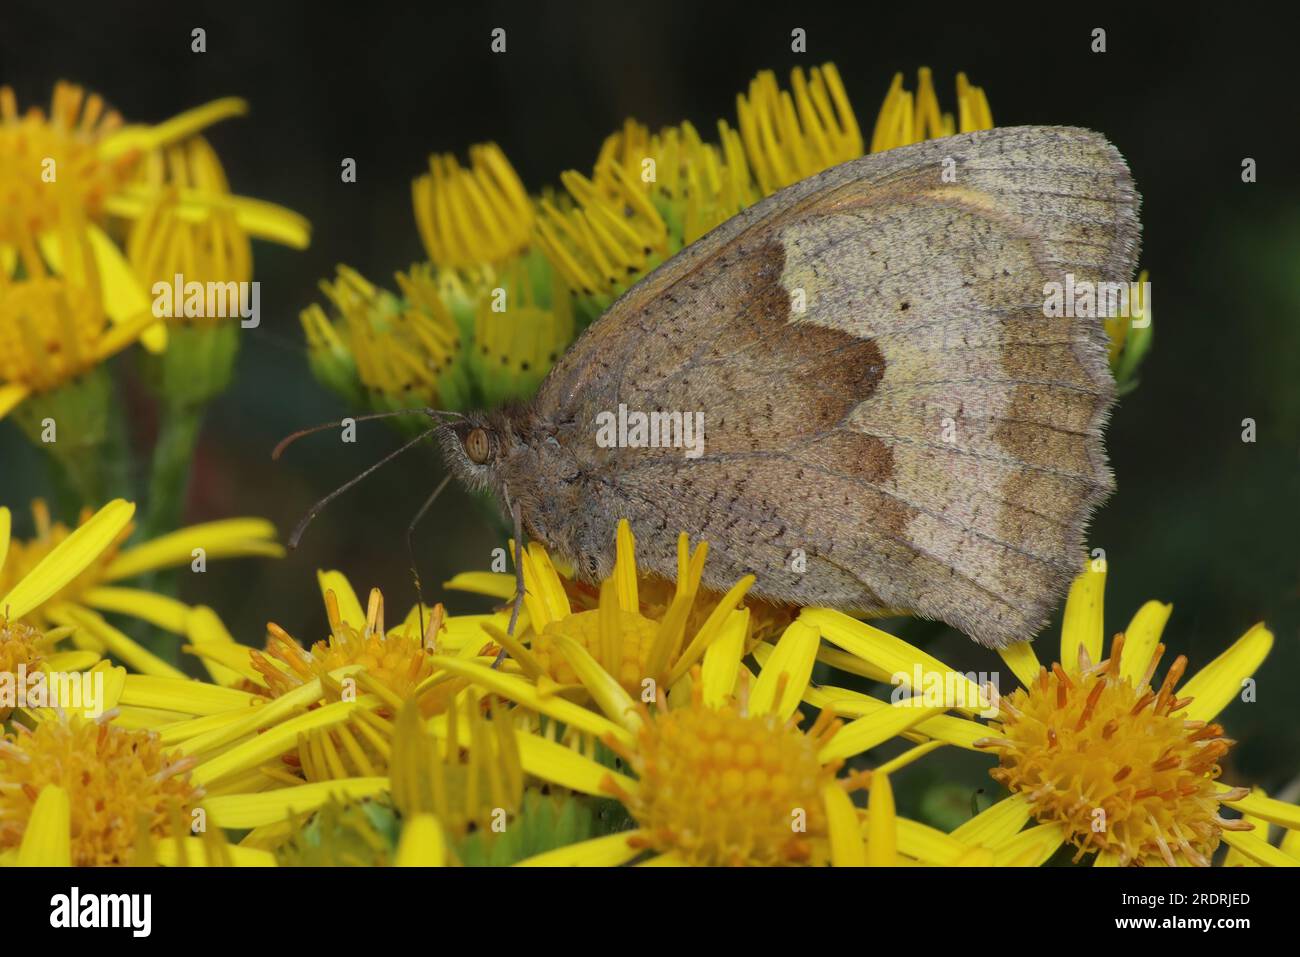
[464, 428, 491, 464]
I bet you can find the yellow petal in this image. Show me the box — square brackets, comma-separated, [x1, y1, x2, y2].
[515, 729, 637, 797]
[817, 703, 947, 763]
[526, 543, 572, 624]
[105, 518, 282, 580]
[0, 506, 10, 577]
[553, 634, 642, 734]
[951, 793, 1032, 847]
[42, 650, 101, 672]
[665, 573, 756, 686]
[997, 640, 1040, 690]
[442, 571, 516, 600]
[991, 823, 1065, 866]
[699, 609, 747, 708]
[895, 818, 970, 865]
[81, 586, 190, 633]
[154, 839, 277, 867]
[222, 194, 311, 249]
[316, 570, 365, 628]
[183, 605, 249, 687]
[92, 661, 127, 711]
[157, 707, 260, 746]
[801, 608, 983, 714]
[17, 785, 71, 866]
[1220, 788, 1300, 830]
[1119, 600, 1173, 686]
[750, 620, 819, 719]
[105, 187, 311, 250]
[51, 605, 186, 679]
[823, 783, 866, 867]
[202, 777, 388, 829]
[516, 831, 644, 866]
[99, 98, 249, 158]
[428, 656, 633, 747]
[0, 499, 135, 620]
[394, 814, 446, 867]
[1281, 829, 1300, 863]
[874, 740, 946, 776]
[803, 684, 989, 750]
[181, 676, 330, 757]
[86, 226, 157, 339]
[1220, 829, 1299, 867]
[1177, 622, 1272, 722]
[637, 852, 688, 866]
[119, 674, 259, 715]
[0, 383, 28, 421]
[1060, 561, 1105, 669]
[865, 772, 897, 866]
[614, 520, 638, 613]
[192, 695, 371, 785]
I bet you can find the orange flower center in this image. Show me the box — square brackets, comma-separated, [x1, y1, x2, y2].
[989, 637, 1236, 866]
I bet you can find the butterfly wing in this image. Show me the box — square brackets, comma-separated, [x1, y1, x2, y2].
[534, 126, 1140, 647]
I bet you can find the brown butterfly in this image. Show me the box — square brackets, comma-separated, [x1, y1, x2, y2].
[382, 127, 1138, 649]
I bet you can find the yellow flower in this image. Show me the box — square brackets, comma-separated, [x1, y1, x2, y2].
[0, 712, 200, 867]
[800, 563, 1300, 866]
[412, 143, 533, 269]
[177, 570, 512, 790]
[0, 210, 156, 420]
[0, 500, 282, 677]
[125, 138, 254, 321]
[1, 83, 306, 341]
[434, 521, 972, 866]
[446, 519, 795, 697]
[301, 264, 466, 413]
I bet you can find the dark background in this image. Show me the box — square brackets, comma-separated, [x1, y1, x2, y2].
[2, 2, 1297, 803]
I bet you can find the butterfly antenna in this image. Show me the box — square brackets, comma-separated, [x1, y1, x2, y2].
[286, 426, 440, 549]
[272, 408, 463, 461]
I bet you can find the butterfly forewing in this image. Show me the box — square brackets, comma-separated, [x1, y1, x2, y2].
[532, 126, 1140, 647]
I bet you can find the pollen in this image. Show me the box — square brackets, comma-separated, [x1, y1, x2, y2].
[0, 715, 199, 867]
[986, 635, 1244, 866]
[605, 689, 858, 866]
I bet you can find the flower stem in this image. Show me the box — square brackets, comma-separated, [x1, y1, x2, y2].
[142, 400, 206, 542]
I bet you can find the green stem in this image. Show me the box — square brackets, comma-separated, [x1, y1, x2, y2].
[141, 401, 206, 543]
